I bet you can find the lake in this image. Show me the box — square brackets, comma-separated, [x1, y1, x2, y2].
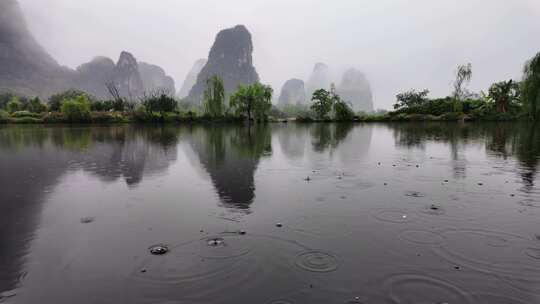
[0, 123, 539, 304]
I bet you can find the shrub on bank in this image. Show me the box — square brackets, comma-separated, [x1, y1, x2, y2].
[61, 96, 91, 122]
[8, 117, 43, 124]
[11, 111, 42, 118]
[0, 110, 9, 123]
[42, 112, 65, 123]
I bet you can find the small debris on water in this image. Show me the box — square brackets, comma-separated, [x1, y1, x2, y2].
[276, 222, 283, 228]
[430, 204, 440, 211]
[444, 180, 449, 182]
[238, 230, 246, 235]
[80, 216, 95, 224]
[454, 266, 461, 270]
[416, 165, 419, 168]
[384, 182, 388, 186]
[402, 215, 407, 219]
[207, 237, 225, 247]
[510, 194, 515, 197]
[477, 182, 483, 186]
[378, 162, 381, 165]
[149, 245, 169, 255]
[305, 176, 311, 181]
[140, 269, 147, 273]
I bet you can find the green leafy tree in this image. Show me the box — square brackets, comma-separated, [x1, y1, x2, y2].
[61, 95, 91, 122]
[49, 90, 93, 112]
[452, 63, 473, 112]
[6, 96, 21, 113]
[487, 80, 520, 113]
[522, 52, 540, 120]
[203, 75, 225, 117]
[142, 93, 177, 121]
[27, 97, 48, 113]
[334, 100, 355, 121]
[393, 89, 430, 110]
[230, 83, 273, 122]
[310, 89, 333, 119]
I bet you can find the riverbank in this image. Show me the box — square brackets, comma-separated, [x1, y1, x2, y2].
[0, 111, 529, 124]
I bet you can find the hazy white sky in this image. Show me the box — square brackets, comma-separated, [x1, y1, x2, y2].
[19, 0, 540, 109]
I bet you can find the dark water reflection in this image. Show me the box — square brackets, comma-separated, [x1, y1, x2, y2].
[0, 123, 539, 303]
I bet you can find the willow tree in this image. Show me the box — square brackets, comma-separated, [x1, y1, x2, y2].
[230, 83, 273, 122]
[452, 63, 472, 112]
[522, 52, 540, 121]
[203, 75, 225, 117]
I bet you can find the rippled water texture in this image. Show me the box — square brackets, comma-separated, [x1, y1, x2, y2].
[1, 123, 539, 303]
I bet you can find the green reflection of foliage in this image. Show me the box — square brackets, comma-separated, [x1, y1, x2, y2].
[389, 122, 540, 187]
[0, 125, 49, 150]
[310, 123, 354, 153]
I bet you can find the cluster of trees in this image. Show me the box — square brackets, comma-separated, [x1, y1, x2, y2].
[392, 52, 540, 121]
[309, 85, 355, 121]
[199, 75, 274, 122]
[0, 74, 276, 123]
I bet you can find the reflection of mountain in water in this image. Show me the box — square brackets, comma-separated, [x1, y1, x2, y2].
[276, 124, 309, 159]
[187, 125, 271, 211]
[0, 126, 180, 294]
[56, 127, 180, 186]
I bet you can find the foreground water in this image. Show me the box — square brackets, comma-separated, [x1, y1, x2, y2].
[0, 123, 539, 304]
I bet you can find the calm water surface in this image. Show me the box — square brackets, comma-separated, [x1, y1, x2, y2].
[1, 123, 539, 304]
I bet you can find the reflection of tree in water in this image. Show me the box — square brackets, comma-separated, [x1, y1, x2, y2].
[0, 126, 180, 294]
[511, 124, 540, 191]
[389, 122, 540, 187]
[188, 125, 272, 211]
[390, 123, 474, 178]
[310, 123, 354, 154]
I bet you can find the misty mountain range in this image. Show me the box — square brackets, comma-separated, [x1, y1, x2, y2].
[1, 0, 373, 111]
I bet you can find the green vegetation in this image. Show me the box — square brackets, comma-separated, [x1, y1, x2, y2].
[310, 88, 334, 119]
[203, 75, 226, 118]
[306, 85, 354, 121]
[61, 95, 91, 122]
[522, 52, 540, 121]
[229, 83, 273, 122]
[49, 89, 93, 112]
[7, 97, 21, 113]
[141, 92, 177, 121]
[2, 52, 540, 124]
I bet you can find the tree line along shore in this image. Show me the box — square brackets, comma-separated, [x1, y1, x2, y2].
[1, 52, 540, 124]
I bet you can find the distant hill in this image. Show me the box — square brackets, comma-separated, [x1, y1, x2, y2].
[186, 25, 260, 104]
[0, 0, 175, 99]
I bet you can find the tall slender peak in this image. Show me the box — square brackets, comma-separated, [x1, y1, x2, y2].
[337, 68, 374, 112]
[278, 79, 306, 106]
[306, 62, 331, 99]
[186, 25, 259, 104]
[178, 58, 207, 98]
[112, 51, 144, 99]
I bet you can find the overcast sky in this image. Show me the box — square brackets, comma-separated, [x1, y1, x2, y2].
[19, 0, 540, 109]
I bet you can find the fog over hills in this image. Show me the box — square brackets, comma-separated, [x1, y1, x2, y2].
[10, 0, 540, 108]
